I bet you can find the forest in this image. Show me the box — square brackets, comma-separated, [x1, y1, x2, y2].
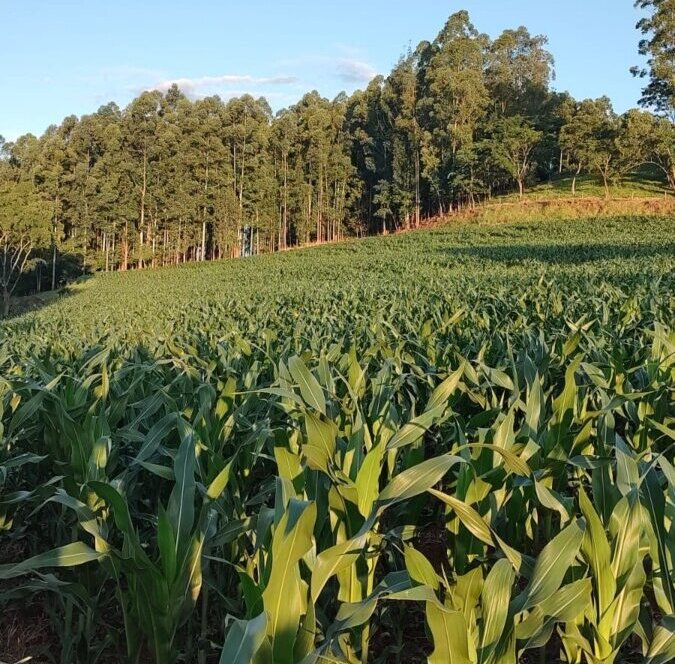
[0, 5, 673, 309]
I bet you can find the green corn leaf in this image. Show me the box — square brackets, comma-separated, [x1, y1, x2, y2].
[219, 612, 268, 664]
[641, 463, 674, 614]
[645, 618, 675, 664]
[429, 488, 494, 546]
[157, 504, 177, 583]
[604, 559, 646, 654]
[355, 442, 384, 517]
[609, 496, 642, 589]
[263, 499, 317, 664]
[471, 443, 531, 477]
[386, 403, 446, 450]
[289, 355, 326, 415]
[378, 455, 463, 506]
[426, 602, 473, 664]
[207, 458, 235, 500]
[478, 559, 515, 663]
[404, 544, 439, 590]
[578, 486, 615, 621]
[134, 413, 179, 465]
[515, 519, 585, 611]
[426, 363, 465, 411]
[552, 355, 582, 421]
[89, 481, 136, 536]
[167, 422, 197, 557]
[517, 578, 592, 649]
[449, 567, 484, 619]
[0, 542, 105, 580]
[535, 481, 572, 523]
[311, 518, 373, 603]
[305, 413, 337, 461]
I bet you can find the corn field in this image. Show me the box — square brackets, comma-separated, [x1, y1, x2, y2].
[0, 216, 674, 663]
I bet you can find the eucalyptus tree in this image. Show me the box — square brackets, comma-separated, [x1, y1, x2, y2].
[288, 91, 352, 243]
[382, 51, 422, 227]
[270, 108, 299, 248]
[122, 90, 164, 269]
[632, 0, 675, 120]
[486, 27, 555, 118]
[417, 11, 490, 213]
[221, 95, 274, 251]
[35, 124, 71, 287]
[485, 115, 543, 198]
[344, 77, 390, 234]
[0, 172, 51, 315]
[294, 91, 334, 243]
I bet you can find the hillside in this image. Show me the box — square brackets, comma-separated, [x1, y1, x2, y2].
[1, 214, 674, 663]
[502, 166, 671, 201]
[3, 214, 674, 349]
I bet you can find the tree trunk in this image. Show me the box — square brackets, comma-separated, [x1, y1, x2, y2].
[518, 179, 524, 199]
[51, 196, 59, 291]
[139, 153, 147, 269]
[51, 242, 57, 291]
[283, 153, 288, 249]
[415, 147, 421, 228]
[2, 286, 9, 318]
[122, 221, 129, 271]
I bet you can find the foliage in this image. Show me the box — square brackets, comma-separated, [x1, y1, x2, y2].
[0, 176, 52, 316]
[0, 215, 673, 663]
[632, 0, 675, 119]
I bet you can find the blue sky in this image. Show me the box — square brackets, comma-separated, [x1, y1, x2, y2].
[1, 0, 647, 140]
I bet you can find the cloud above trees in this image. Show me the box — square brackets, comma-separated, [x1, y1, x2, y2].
[147, 74, 300, 97]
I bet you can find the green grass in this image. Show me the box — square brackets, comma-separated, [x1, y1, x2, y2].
[1, 215, 674, 664]
[500, 166, 671, 201]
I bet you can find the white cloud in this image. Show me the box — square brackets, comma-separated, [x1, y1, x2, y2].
[334, 58, 379, 84]
[146, 74, 300, 97]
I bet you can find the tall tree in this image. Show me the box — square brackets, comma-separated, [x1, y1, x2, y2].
[648, 115, 675, 188]
[0, 176, 51, 316]
[485, 115, 543, 198]
[418, 11, 490, 213]
[123, 91, 163, 269]
[487, 27, 555, 117]
[632, 0, 675, 120]
[0, 8, 670, 293]
[383, 50, 422, 227]
[559, 98, 621, 198]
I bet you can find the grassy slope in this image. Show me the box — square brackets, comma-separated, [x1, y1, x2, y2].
[3, 215, 674, 355]
[501, 166, 671, 201]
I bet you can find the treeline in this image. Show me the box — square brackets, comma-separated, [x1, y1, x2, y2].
[1, 10, 674, 304]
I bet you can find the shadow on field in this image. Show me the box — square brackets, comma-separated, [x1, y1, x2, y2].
[435, 241, 675, 266]
[1, 278, 92, 325]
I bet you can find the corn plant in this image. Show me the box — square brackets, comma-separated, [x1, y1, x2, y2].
[0, 216, 673, 663]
